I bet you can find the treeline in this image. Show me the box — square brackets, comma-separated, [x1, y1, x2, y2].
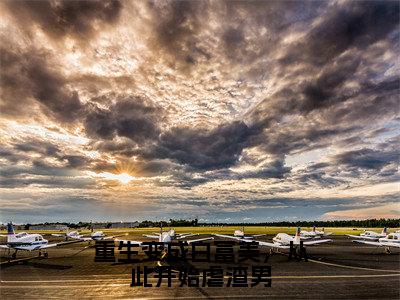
[22, 218, 399, 229]
[140, 219, 199, 227]
[201, 218, 400, 228]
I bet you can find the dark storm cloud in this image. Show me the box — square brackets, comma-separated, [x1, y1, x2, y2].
[152, 121, 253, 170]
[291, 136, 400, 188]
[296, 171, 347, 188]
[219, 0, 326, 63]
[299, 57, 361, 112]
[3, 0, 122, 41]
[0, 46, 84, 122]
[84, 97, 161, 143]
[148, 0, 210, 64]
[14, 140, 60, 157]
[334, 148, 399, 171]
[61, 155, 90, 169]
[0, 176, 95, 189]
[1, 160, 75, 178]
[147, 0, 326, 65]
[155, 156, 291, 189]
[280, 0, 400, 66]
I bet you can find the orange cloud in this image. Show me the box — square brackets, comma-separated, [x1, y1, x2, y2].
[322, 203, 400, 220]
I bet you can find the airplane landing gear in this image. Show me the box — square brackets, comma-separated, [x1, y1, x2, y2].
[11, 250, 17, 259]
[44, 251, 48, 258]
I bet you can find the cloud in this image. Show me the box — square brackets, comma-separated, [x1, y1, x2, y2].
[84, 97, 161, 143]
[334, 148, 399, 171]
[0, 46, 84, 122]
[322, 203, 400, 220]
[152, 121, 252, 170]
[3, 0, 122, 42]
[280, 1, 400, 66]
[0, 0, 399, 221]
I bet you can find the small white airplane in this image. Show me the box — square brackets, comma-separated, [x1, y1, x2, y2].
[215, 227, 332, 249]
[352, 232, 400, 253]
[301, 226, 332, 238]
[52, 229, 117, 241]
[232, 227, 266, 239]
[144, 229, 199, 240]
[346, 227, 389, 241]
[117, 227, 213, 245]
[52, 230, 83, 241]
[0, 222, 81, 259]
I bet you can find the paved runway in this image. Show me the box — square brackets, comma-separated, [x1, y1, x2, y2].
[1, 235, 399, 299]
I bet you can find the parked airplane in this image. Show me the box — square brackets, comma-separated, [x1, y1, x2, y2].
[52, 229, 119, 241]
[52, 230, 83, 241]
[117, 227, 213, 245]
[346, 227, 389, 241]
[0, 222, 81, 259]
[301, 226, 332, 238]
[352, 232, 400, 253]
[144, 229, 199, 240]
[232, 227, 266, 239]
[215, 227, 332, 249]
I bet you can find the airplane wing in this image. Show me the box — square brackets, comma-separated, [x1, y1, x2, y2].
[176, 234, 199, 239]
[51, 234, 66, 237]
[184, 237, 214, 244]
[352, 240, 382, 246]
[214, 234, 245, 241]
[352, 240, 400, 248]
[215, 234, 289, 249]
[143, 234, 161, 239]
[0, 244, 10, 249]
[252, 234, 266, 238]
[79, 237, 95, 241]
[303, 239, 332, 246]
[43, 240, 84, 249]
[346, 234, 378, 240]
[255, 240, 290, 249]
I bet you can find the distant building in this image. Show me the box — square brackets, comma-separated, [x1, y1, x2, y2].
[29, 224, 68, 231]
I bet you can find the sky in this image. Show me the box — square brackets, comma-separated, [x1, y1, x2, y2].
[0, 0, 399, 223]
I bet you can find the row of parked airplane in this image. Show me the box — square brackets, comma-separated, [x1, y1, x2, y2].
[1, 223, 399, 259]
[346, 227, 400, 250]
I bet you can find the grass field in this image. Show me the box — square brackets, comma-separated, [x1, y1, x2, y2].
[2, 226, 399, 236]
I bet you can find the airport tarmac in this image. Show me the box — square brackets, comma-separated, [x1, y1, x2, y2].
[1, 234, 399, 299]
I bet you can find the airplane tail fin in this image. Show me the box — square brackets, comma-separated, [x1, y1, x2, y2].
[294, 227, 301, 244]
[312, 226, 316, 232]
[382, 227, 388, 234]
[7, 222, 16, 243]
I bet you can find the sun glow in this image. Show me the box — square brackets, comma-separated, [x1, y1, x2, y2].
[88, 171, 135, 184]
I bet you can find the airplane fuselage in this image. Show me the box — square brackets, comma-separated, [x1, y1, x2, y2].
[6, 233, 49, 250]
